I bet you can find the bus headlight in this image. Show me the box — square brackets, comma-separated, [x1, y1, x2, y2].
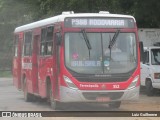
[127, 76, 139, 90]
[63, 76, 78, 90]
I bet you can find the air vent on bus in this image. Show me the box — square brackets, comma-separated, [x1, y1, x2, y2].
[62, 11, 74, 15]
[99, 11, 110, 14]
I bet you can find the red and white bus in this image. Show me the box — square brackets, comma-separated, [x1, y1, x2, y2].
[13, 11, 141, 109]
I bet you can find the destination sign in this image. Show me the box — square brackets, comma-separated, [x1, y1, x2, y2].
[64, 17, 134, 28]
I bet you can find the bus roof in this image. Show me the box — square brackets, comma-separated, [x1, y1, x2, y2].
[14, 12, 136, 33]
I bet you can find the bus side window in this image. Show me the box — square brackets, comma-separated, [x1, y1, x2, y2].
[14, 35, 18, 57]
[23, 31, 32, 56]
[46, 26, 54, 55]
[40, 28, 47, 56]
[40, 26, 54, 56]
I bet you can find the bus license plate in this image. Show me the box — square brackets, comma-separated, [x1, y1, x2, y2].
[96, 96, 111, 102]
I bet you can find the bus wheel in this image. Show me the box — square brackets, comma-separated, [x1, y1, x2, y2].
[146, 80, 154, 96]
[23, 78, 32, 102]
[49, 85, 58, 110]
[108, 101, 121, 109]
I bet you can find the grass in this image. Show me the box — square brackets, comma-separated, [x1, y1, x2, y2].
[0, 71, 12, 77]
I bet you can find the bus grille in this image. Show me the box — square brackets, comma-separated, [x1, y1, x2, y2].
[75, 76, 128, 82]
[82, 92, 124, 100]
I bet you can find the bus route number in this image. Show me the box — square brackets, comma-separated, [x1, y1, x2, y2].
[72, 19, 87, 26]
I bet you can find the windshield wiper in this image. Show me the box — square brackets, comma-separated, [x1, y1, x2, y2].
[81, 29, 92, 59]
[108, 29, 120, 61]
[81, 29, 92, 50]
[108, 29, 120, 49]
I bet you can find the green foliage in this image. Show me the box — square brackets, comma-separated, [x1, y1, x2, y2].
[36, 0, 120, 18]
[134, 0, 160, 27]
[0, 71, 12, 77]
[34, 0, 160, 28]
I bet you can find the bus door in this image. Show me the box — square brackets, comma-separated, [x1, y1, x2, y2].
[32, 29, 40, 93]
[38, 26, 54, 97]
[13, 33, 23, 90]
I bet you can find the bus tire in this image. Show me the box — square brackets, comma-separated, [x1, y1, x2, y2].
[146, 80, 154, 96]
[23, 77, 33, 102]
[108, 101, 121, 109]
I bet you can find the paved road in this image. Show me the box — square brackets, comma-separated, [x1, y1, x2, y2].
[0, 78, 160, 120]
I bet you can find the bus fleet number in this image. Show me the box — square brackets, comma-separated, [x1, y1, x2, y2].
[113, 85, 120, 89]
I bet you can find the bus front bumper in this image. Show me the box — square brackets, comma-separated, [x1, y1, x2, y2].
[59, 86, 139, 102]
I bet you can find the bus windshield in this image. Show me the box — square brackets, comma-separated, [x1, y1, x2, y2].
[65, 32, 137, 74]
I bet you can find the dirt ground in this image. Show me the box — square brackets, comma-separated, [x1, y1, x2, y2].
[0, 78, 160, 120]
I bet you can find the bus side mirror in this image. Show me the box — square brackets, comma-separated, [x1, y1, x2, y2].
[56, 32, 62, 45]
[139, 41, 145, 63]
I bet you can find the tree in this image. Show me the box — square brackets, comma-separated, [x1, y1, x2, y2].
[36, 0, 119, 18]
[0, 0, 38, 70]
[134, 0, 160, 28]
